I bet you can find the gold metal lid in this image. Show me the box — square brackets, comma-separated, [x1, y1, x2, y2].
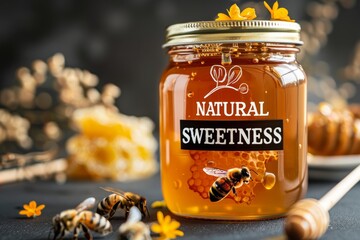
[163, 20, 302, 48]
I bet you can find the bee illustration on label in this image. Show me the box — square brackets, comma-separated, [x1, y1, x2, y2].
[50, 197, 112, 240]
[97, 187, 149, 220]
[203, 167, 254, 202]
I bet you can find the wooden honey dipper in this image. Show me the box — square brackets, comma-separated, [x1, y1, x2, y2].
[284, 164, 360, 240]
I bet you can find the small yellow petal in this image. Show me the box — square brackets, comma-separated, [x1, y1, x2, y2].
[23, 204, 31, 211]
[27, 212, 34, 218]
[157, 211, 164, 224]
[231, 15, 247, 21]
[166, 232, 177, 239]
[34, 210, 42, 216]
[241, 8, 257, 20]
[19, 210, 29, 215]
[228, 4, 241, 19]
[174, 229, 184, 237]
[167, 229, 184, 238]
[163, 215, 172, 225]
[216, 13, 231, 21]
[151, 223, 162, 233]
[36, 204, 45, 211]
[273, 1, 279, 11]
[168, 220, 180, 230]
[264, 1, 273, 13]
[29, 201, 37, 209]
[151, 200, 167, 209]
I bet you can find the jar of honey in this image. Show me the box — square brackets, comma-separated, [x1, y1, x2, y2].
[159, 20, 307, 220]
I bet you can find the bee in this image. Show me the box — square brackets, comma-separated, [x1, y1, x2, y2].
[203, 167, 253, 202]
[50, 197, 112, 240]
[118, 206, 151, 240]
[97, 187, 149, 220]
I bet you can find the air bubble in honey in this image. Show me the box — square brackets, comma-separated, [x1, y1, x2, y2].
[173, 179, 182, 189]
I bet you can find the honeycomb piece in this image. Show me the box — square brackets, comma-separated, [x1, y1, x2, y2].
[66, 105, 158, 181]
[187, 150, 278, 204]
[308, 102, 360, 155]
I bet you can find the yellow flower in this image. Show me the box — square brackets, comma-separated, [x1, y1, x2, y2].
[151, 200, 167, 209]
[216, 4, 256, 21]
[264, 1, 295, 22]
[151, 211, 184, 240]
[19, 200, 45, 218]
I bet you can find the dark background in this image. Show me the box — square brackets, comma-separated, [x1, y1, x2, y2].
[0, 0, 360, 126]
[1, 2, 360, 239]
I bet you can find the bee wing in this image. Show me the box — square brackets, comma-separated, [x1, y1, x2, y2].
[126, 206, 142, 224]
[100, 186, 134, 201]
[75, 197, 96, 211]
[100, 186, 126, 195]
[203, 167, 227, 177]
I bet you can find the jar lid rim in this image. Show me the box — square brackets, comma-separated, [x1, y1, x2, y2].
[163, 20, 303, 48]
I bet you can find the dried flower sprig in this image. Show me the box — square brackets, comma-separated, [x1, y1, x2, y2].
[216, 4, 256, 21]
[19, 200, 45, 218]
[0, 53, 121, 151]
[151, 211, 184, 240]
[0, 109, 31, 149]
[264, 1, 295, 22]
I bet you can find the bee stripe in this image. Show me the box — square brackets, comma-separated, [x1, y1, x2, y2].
[77, 211, 112, 235]
[98, 194, 119, 215]
[209, 178, 233, 202]
[97, 217, 112, 234]
[97, 201, 106, 215]
[92, 214, 100, 230]
[215, 179, 232, 193]
[95, 214, 102, 228]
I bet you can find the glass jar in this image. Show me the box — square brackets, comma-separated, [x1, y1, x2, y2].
[159, 20, 307, 220]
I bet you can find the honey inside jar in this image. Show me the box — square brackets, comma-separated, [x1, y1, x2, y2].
[160, 21, 307, 220]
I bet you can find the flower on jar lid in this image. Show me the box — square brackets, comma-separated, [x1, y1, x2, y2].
[264, 1, 295, 22]
[216, 4, 257, 21]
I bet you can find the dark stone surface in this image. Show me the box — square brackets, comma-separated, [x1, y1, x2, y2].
[0, 173, 359, 240]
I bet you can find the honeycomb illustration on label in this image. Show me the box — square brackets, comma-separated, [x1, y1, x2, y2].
[187, 151, 278, 204]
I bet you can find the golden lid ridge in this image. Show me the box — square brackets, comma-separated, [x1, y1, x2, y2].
[163, 20, 302, 47]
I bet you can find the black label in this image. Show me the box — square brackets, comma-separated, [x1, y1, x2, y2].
[180, 120, 283, 151]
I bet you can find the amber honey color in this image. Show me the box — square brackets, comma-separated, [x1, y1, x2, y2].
[160, 43, 307, 220]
